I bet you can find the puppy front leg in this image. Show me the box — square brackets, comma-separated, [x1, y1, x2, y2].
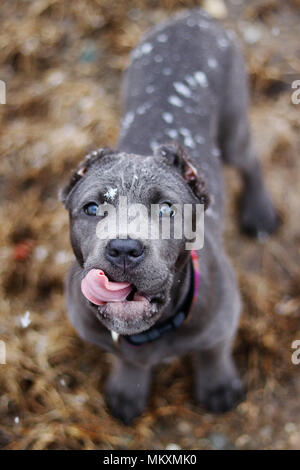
[105, 356, 152, 424]
[193, 340, 244, 413]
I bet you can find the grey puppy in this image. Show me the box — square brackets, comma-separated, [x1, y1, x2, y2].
[61, 9, 279, 424]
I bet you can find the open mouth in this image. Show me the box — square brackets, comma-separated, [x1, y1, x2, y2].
[81, 269, 164, 336]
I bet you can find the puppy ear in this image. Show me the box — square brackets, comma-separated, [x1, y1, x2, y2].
[155, 143, 210, 210]
[59, 147, 114, 207]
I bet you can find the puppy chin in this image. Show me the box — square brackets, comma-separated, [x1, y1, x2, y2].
[96, 300, 161, 336]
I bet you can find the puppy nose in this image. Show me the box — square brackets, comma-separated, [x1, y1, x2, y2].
[105, 239, 145, 270]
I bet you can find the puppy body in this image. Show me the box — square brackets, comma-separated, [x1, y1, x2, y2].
[63, 9, 278, 423]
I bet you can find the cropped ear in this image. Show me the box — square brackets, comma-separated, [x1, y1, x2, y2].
[154, 143, 210, 210]
[59, 147, 114, 207]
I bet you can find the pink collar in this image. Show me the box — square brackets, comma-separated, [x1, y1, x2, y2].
[191, 249, 200, 303]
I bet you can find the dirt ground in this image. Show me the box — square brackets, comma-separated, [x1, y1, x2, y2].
[0, 0, 299, 450]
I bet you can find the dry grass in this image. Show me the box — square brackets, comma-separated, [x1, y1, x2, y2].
[0, 0, 299, 449]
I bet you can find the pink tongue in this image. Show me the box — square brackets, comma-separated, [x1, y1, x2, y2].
[81, 269, 132, 305]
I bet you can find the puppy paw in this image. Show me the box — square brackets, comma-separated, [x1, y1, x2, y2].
[196, 378, 245, 413]
[240, 189, 280, 238]
[105, 384, 148, 425]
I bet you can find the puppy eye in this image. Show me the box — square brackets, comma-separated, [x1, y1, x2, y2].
[159, 203, 176, 217]
[83, 202, 99, 216]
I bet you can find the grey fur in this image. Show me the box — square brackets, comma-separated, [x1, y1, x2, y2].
[61, 9, 278, 424]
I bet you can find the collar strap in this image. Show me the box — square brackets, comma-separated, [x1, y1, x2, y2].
[124, 250, 200, 346]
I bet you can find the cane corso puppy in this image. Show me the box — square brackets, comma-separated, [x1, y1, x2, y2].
[61, 9, 278, 423]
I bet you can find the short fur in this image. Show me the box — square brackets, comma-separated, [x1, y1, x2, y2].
[61, 9, 278, 423]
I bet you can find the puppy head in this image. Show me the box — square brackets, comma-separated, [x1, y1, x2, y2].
[61, 143, 209, 335]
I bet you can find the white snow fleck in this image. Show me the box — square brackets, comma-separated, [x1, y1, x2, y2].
[218, 37, 229, 48]
[146, 85, 155, 94]
[184, 136, 195, 148]
[206, 207, 219, 220]
[157, 33, 168, 43]
[162, 67, 172, 76]
[131, 42, 153, 60]
[185, 75, 197, 87]
[20, 311, 31, 329]
[194, 71, 208, 87]
[150, 140, 159, 151]
[212, 147, 221, 157]
[173, 81, 192, 98]
[136, 102, 151, 115]
[165, 129, 178, 139]
[179, 129, 195, 148]
[131, 49, 140, 60]
[168, 95, 184, 107]
[195, 134, 205, 144]
[179, 128, 191, 137]
[208, 57, 218, 69]
[154, 54, 163, 63]
[104, 187, 118, 201]
[162, 112, 174, 124]
[198, 20, 209, 29]
[111, 330, 119, 343]
[140, 42, 153, 55]
[122, 111, 135, 129]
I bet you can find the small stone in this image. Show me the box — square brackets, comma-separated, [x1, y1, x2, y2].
[165, 443, 181, 450]
[285, 422, 297, 433]
[235, 434, 251, 448]
[209, 432, 230, 450]
[34, 246, 48, 261]
[203, 0, 228, 19]
[47, 70, 64, 86]
[260, 425, 272, 440]
[177, 421, 192, 434]
[55, 250, 72, 264]
[79, 42, 99, 63]
[243, 25, 262, 44]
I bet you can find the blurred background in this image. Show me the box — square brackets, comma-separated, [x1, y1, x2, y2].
[0, 0, 299, 450]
